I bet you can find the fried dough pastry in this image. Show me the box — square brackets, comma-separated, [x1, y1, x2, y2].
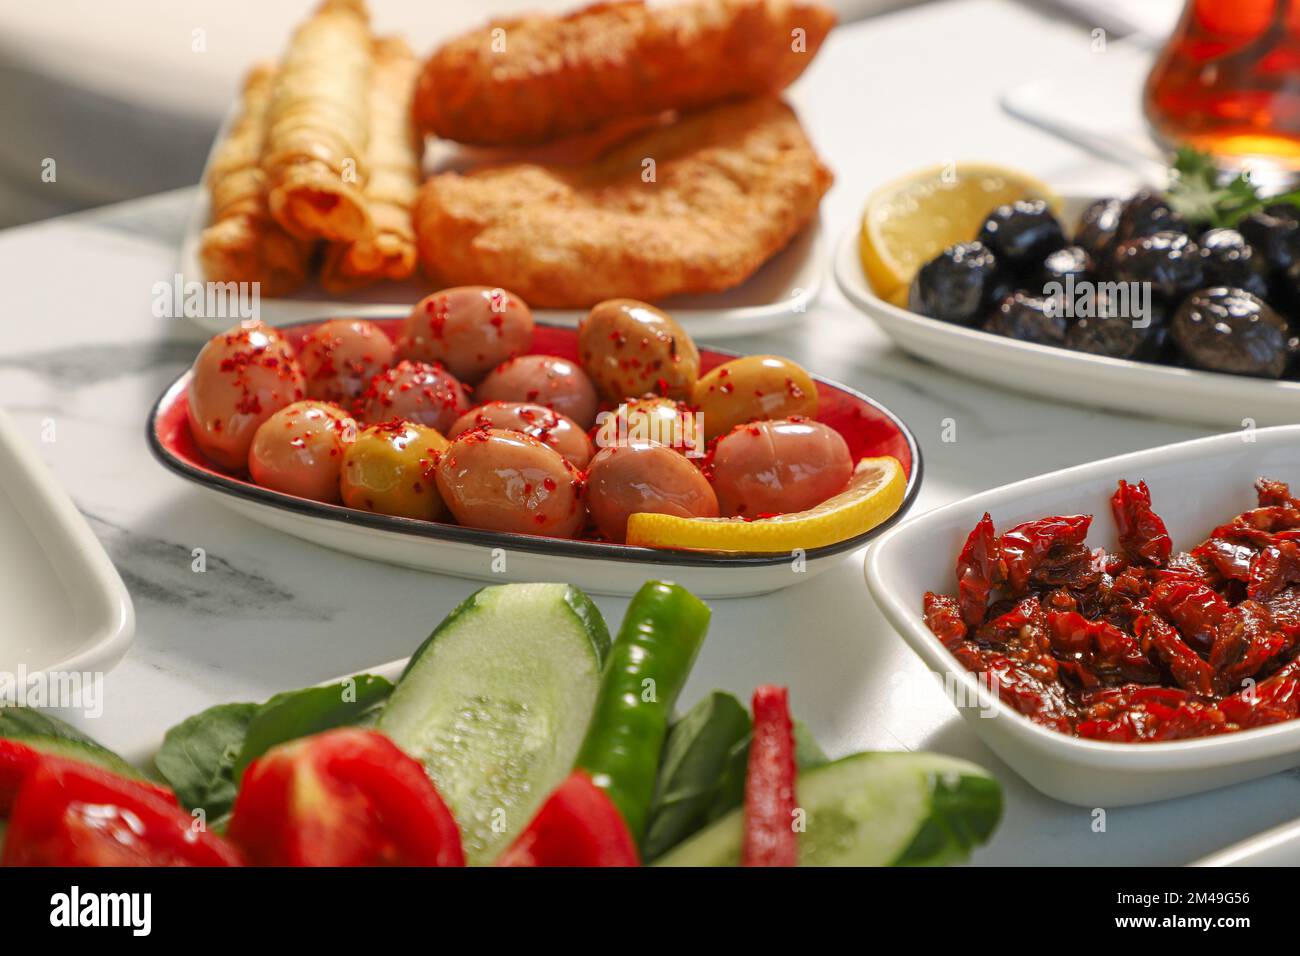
[199, 64, 315, 297]
[414, 0, 836, 146]
[262, 0, 374, 243]
[414, 97, 832, 308]
[321, 36, 421, 293]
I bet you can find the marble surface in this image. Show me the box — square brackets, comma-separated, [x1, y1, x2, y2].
[3, 0, 1298, 865]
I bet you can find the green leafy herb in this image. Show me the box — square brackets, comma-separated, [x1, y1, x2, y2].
[155, 702, 258, 815]
[154, 673, 394, 817]
[643, 691, 750, 861]
[1167, 146, 1300, 228]
[233, 674, 393, 779]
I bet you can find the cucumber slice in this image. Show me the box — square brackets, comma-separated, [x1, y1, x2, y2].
[15, 734, 150, 782]
[654, 752, 1002, 867]
[379, 583, 610, 865]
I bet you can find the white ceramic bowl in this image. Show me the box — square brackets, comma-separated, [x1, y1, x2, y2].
[1194, 816, 1300, 866]
[866, 424, 1300, 807]
[0, 409, 134, 678]
[834, 197, 1300, 429]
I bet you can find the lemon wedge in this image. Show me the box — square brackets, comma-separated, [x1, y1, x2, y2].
[625, 456, 907, 553]
[859, 163, 1058, 303]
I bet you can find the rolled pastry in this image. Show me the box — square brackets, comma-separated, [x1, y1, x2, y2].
[320, 36, 420, 292]
[262, 0, 373, 243]
[199, 64, 314, 297]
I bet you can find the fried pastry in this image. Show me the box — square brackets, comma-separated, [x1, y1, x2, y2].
[262, 0, 373, 243]
[414, 96, 832, 307]
[199, 64, 314, 297]
[413, 0, 836, 146]
[321, 36, 421, 292]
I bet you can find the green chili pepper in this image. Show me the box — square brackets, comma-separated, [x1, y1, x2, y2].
[575, 580, 711, 842]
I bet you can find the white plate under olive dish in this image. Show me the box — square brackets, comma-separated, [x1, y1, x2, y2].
[834, 195, 1300, 429]
[148, 319, 921, 599]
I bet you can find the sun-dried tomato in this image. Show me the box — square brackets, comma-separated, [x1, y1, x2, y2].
[922, 479, 1300, 741]
[1111, 480, 1172, 566]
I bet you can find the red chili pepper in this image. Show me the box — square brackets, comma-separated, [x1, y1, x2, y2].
[956, 513, 1001, 627]
[741, 685, 798, 867]
[1111, 480, 1172, 567]
[496, 770, 639, 867]
[228, 728, 464, 867]
[2, 756, 239, 866]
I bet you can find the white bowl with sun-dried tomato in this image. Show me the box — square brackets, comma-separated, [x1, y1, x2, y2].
[866, 424, 1300, 807]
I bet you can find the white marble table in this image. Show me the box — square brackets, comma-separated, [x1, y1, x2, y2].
[3, 0, 1296, 865]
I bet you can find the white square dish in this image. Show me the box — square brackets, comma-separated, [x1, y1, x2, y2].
[0, 409, 134, 679]
[865, 424, 1300, 807]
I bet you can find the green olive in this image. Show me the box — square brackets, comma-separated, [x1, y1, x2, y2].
[577, 299, 700, 402]
[692, 355, 819, 441]
[340, 421, 450, 520]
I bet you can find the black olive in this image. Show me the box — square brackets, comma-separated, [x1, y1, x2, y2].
[1115, 189, 1189, 244]
[1074, 197, 1123, 264]
[1171, 287, 1297, 378]
[977, 200, 1067, 272]
[1271, 259, 1300, 322]
[1198, 228, 1270, 299]
[983, 291, 1067, 345]
[1064, 315, 1148, 359]
[908, 241, 1002, 325]
[1237, 207, 1300, 274]
[1112, 231, 1205, 301]
[1134, 321, 1178, 364]
[1062, 286, 1165, 360]
[1038, 246, 1094, 291]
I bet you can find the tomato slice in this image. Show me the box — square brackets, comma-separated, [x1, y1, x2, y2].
[2, 756, 240, 866]
[497, 770, 639, 867]
[228, 727, 464, 866]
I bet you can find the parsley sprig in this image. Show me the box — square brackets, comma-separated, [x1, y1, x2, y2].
[1166, 147, 1300, 228]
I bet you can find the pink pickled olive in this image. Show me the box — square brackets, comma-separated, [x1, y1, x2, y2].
[298, 319, 396, 403]
[476, 355, 599, 429]
[357, 360, 469, 433]
[399, 286, 534, 383]
[448, 401, 594, 469]
[585, 442, 718, 544]
[709, 419, 852, 518]
[435, 428, 586, 538]
[187, 321, 306, 471]
[248, 401, 357, 503]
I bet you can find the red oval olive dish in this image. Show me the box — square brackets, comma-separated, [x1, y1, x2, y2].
[148, 318, 922, 597]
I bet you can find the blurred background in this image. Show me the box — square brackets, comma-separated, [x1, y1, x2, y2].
[0, 0, 1180, 228]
